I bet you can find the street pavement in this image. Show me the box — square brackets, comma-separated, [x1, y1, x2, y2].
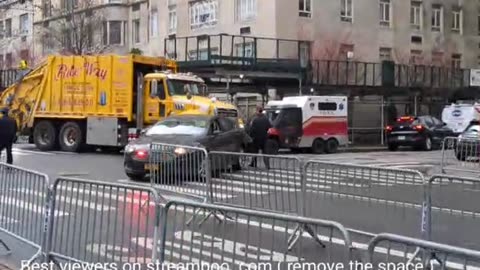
[1, 144, 479, 268]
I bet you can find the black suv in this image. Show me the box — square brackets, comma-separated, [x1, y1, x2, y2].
[386, 115, 454, 151]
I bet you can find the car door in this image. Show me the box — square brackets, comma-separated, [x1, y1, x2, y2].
[217, 117, 240, 152]
[432, 116, 452, 140]
[423, 116, 441, 143]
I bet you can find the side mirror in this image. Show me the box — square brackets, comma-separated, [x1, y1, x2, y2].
[150, 80, 158, 98]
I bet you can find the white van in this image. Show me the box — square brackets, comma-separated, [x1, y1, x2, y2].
[441, 102, 480, 135]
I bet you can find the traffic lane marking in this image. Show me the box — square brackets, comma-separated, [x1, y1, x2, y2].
[13, 189, 116, 211]
[0, 195, 68, 217]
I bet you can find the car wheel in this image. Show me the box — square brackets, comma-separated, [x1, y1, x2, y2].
[126, 172, 146, 182]
[233, 146, 248, 171]
[423, 137, 432, 151]
[325, 139, 339, 154]
[59, 121, 84, 152]
[312, 139, 325, 154]
[33, 120, 57, 151]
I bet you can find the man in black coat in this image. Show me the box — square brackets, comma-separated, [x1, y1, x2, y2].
[247, 105, 272, 168]
[0, 108, 17, 165]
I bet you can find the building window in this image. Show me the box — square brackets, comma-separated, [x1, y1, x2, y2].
[452, 8, 462, 34]
[340, 0, 353, 22]
[189, 0, 218, 29]
[431, 5, 443, 32]
[410, 50, 423, 64]
[19, 14, 29, 35]
[299, 0, 311, 18]
[5, 53, 12, 68]
[379, 0, 391, 26]
[339, 44, 354, 60]
[169, 6, 177, 33]
[5, 19, 11, 38]
[132, 19, 140, 44]
[451, 54, 461, 68]
[379, 47, 392, 61]
[103, 21, 125, 45]
[410, 1, 422, 30]
[150, 9, 158, 37]
[20, 50, 29, 61]
[235, 42, 255, 58]
[432, 51, 444, 66]
[236, 0, 256, 21]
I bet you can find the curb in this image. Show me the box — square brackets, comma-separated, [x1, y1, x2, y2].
[340, 147, 388, 153]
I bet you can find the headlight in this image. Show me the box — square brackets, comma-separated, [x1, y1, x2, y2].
[174, 147, 187, 155]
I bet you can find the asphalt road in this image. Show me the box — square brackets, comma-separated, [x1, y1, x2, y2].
[1, 144, 479, 268]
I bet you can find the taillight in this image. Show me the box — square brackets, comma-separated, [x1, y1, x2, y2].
[414, 125, 424, 131]
[268, 128, 279, 136]
[386, 125, 393, 132]
[134, 150, 149, 160]
[397, 116, 414, 122]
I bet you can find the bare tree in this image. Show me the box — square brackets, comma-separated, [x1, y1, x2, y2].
[37, 0, 108, 55]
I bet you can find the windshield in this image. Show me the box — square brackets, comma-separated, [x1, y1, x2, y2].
[265, 108, 301, 127]
[167, 79, 205, 96]
[145, 118, 207, 136]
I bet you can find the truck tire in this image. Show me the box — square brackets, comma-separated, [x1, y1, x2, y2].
[33, 120, 57, 151]
[325, 139, 339, 154]
[312, 139, 325, 154]
[59, 122, 84, 152]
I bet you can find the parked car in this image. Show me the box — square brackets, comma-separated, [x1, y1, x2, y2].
[123, 114, 251, 181]
[455, 121, 480, 161]
[385, 115, 454, 151]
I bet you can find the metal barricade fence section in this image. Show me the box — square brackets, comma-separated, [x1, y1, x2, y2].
[425, 175, 480, 251]
[45, 177, 162, 267]
[0, 163, 49, 258]
[150, 143, 210, 202]
[158, 200, 354, 268]
[441, 136, 480, 176]
[303, 161, 425, 240]
[368, 233, 480, 269]
[208, 151, 302, 214]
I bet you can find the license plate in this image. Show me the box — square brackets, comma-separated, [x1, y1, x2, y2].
[398, 136, 406, 140]
[144, 164, 159, 171]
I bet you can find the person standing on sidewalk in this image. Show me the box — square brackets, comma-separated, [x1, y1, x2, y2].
[0, 108, 17, 165]
[247, 105, 272, 168]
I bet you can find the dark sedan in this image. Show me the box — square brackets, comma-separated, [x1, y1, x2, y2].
[455, 122, 480, 161]
[124, 114, 251, 181]
[386, 115, 454, 151]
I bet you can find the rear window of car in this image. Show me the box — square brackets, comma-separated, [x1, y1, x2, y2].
[146, 118, 207, 136]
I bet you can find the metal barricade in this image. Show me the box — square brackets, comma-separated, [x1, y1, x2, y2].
[423, 174, 480, 251]
[0, 163, 50, 265]
[303, 161, 425, 242]
[150, 142, 211, 203]
[441, 136, 480, 176]
[157, 200, 354, 267]
[368, 233, 480, 269]
[45, 177, 162, 267]
[208, 151, 303, 215]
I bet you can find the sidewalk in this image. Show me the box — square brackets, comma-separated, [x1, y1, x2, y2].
[341, 145, 387, 153]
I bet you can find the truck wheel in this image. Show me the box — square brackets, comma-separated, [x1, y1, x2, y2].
[33, 120, 57, 151]
[312, 139, 325, 154]
[59, 122, 84, 152]
[325, 139, 339, 154]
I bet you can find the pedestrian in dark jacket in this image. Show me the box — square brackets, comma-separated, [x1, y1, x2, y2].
[0, 108, 17, 165]
[247, 105, 272, 168]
